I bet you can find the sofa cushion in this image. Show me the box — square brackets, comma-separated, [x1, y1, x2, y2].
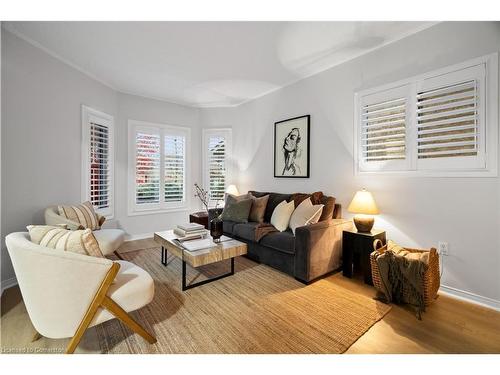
[260, 231, 296, 255]
[290, 191, 324, 208]
[319, 196, 336, 221]
[249, 194, 269, 223]
[223, 221, 237, 235]
[248, 190, 269, 198]
[221, 194, 253, 223]
[92, 229, 125, 256]
[289, 198, 324, 235]
[270, 200, 295, 232]
[264, 192, 292, 222]
[232, 222, 260, 241]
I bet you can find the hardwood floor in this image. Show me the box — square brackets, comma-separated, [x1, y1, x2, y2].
[2, 239, 500, 354]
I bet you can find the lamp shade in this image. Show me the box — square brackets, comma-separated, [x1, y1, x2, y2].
[225, 184, 239, 196]
[347, 189, 379, 215]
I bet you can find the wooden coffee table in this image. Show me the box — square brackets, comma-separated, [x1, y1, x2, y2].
[154, 230, 247, 291]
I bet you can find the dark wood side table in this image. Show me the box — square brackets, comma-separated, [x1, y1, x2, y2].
[189, 211, 209, 229]
[342, 228, 386, 285]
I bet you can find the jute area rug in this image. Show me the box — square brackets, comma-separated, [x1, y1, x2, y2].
[96, 247, 390, 353]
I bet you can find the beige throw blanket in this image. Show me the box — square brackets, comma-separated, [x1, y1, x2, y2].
[255, 223, 278, 242]
[376, 249, 429, 319]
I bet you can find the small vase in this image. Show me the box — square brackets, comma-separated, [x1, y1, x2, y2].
[210, 215, 223, 243]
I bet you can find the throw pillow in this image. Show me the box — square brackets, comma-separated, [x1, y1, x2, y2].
[290, 191, 324, 208]
[289, 198, 325, 234]
[221, 195, 253, 223]
[270, 200, 295, 232]
[249, 194, 269, 223]
[58, 201, 100, 230]
[27, 225, 104, 258]
[319, 195, 336, 221]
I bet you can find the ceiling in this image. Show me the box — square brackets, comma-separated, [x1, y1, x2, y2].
[3, 21, 435, 107]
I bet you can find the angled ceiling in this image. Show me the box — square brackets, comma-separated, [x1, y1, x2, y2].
[3, 21, 435, 107]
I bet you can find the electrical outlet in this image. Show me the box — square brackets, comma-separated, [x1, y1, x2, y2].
[438, 242, 449, 256]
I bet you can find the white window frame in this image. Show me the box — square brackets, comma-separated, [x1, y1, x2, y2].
[354, 53, 498, 177]
[202, 128, 233, 206]
[81, 105, 115, 218]
[128, 119, 191, 216]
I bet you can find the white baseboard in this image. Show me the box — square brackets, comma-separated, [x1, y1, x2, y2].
[440, 285, 500, 311]
[1, 277, 18, 296]
[124, 232, 154, 242]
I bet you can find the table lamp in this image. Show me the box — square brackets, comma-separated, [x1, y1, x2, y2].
[347, 188, 379, 233]
[225, 184, 240, 196]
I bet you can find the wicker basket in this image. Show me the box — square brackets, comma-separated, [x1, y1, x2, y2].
[370, 240, 440, 306]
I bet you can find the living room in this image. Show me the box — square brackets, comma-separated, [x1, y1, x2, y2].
[1, 0, 500, 371]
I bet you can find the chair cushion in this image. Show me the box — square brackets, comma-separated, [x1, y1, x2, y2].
[260, 231, 296, 255]
[233, 222, 260, 241]
[26, 225, 104, 258]
[91, 260, 154, 327]
[92, 229, 125, 256]
[58, 201, 100, 230]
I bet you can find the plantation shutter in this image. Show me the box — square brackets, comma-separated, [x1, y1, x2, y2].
[208, 135, 227, 202]
[164, 134, 186, 203]
[358, 85, 411, 172]
[135, 130, 161, 205]
[89, 122, 111, 210]
[416, 64, 485, 170]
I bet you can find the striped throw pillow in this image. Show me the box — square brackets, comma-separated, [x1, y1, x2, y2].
[58, 201, 100, 230]
[27, 225, 104, 258]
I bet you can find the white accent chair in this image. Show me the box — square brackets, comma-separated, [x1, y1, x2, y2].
[44, 206, 125, 258]
[5, 232, 156, 354]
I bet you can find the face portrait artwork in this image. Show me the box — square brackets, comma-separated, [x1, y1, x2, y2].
[274, 115, 310, 178]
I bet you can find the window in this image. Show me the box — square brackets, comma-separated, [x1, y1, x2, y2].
[202, 129, 232, 205]
[81, 105, 114, 218]
[355, 53, 498, 176]
[128, 120, 190, 215]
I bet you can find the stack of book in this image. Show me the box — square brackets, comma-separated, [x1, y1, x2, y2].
[173, 223, 207, 241]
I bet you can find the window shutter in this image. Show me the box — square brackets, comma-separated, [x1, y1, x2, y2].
[135, 131, 161, 204]
[416, 63, 486, 170]
[417, 80, 478, 159]
[89, 122, 111, 210]
[358, 85, 411, 172]
[164, 134, 186, 203]
[207, 135, 227, 201]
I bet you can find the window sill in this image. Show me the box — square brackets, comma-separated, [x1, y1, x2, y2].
[127, 207, 190, 217]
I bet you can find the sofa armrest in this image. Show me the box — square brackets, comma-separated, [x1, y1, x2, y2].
[294, 219, 353, 283]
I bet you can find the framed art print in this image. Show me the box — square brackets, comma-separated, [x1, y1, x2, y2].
[274, 115, 310, 178]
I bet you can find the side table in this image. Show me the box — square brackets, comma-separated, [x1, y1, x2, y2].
[342, 228, 386, 285]
[189, 211, 209, 229]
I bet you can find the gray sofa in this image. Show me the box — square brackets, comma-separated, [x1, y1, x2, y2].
[214, 191, 353, 283]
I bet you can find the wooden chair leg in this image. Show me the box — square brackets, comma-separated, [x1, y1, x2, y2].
[114, 251, 124, 260]
[101, 296, 157, 344]
[66, 263, 121, 354]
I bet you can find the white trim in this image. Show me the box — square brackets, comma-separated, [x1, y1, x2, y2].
[124, 232, 154, 242]
[440, 285, 500, 312]
[81, 105, 115, 219]
[2, 22, 438, 109]
[128, 119, 191, 216]
[354, 53, 498, 177]
[1, 277, 18, 296]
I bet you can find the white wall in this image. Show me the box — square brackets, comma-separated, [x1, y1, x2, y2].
[201, 22, 500, 306]
[115, 92, 202, 237]
[1, 30, 203, 286]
